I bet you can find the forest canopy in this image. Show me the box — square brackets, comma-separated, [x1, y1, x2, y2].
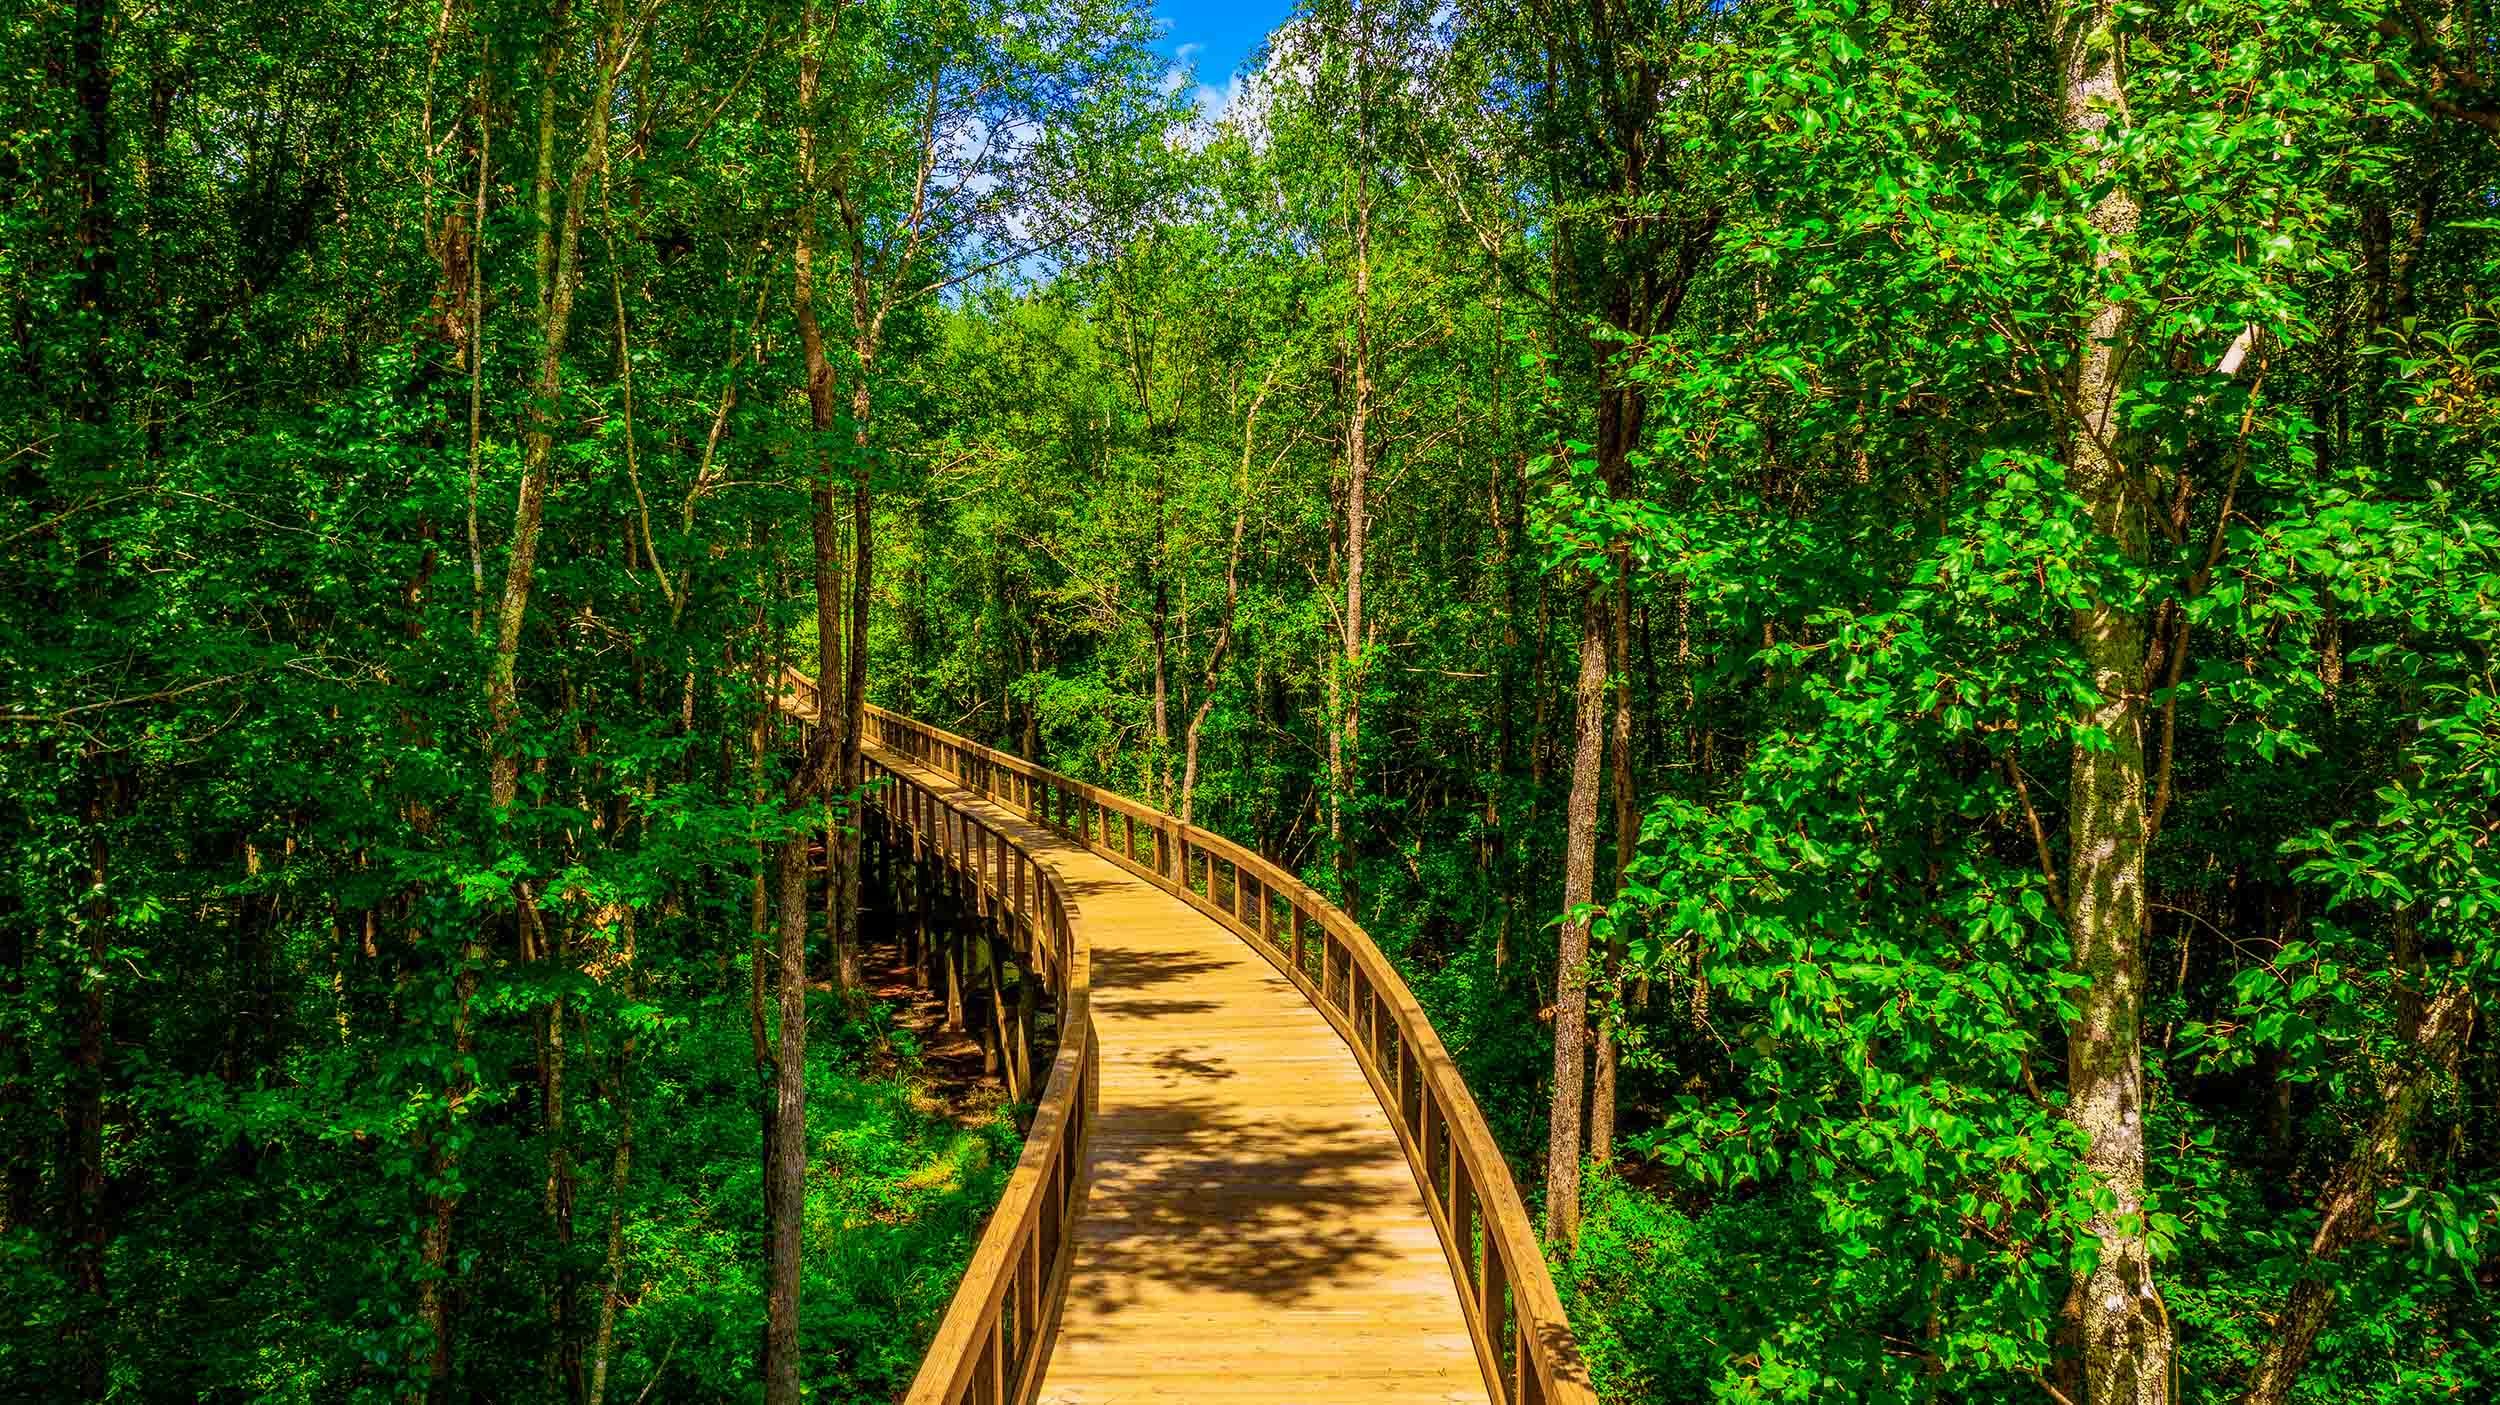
[5, 0, 2500, 1403]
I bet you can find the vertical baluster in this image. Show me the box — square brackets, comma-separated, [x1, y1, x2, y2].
[1020, 1229, 1041, 1387]
[985, 1313, 1004, 1405]
[1484, 1232, 1511, 1403]
[1398, 1039, 1418, 1134]
[1419, 1091, 1440, 1205]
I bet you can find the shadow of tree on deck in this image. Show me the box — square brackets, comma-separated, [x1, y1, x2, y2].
[1058, 1090, 1414, 1319]
[1084, 942, 1228, 1019]
[1147, 1048, 1236, 1082]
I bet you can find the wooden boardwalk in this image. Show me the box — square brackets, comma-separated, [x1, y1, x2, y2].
[871, 741, 1490, 1405]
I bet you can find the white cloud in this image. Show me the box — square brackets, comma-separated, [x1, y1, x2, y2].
[1162, 42, 1207, 97]
[1193, 76, 1242, 124]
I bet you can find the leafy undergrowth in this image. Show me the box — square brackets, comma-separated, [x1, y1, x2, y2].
[1559, 1163, 2500, 1404]
[603, 995, 1022, 1402]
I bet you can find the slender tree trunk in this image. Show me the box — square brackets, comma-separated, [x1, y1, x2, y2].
[64, 806, 111, 1398]
[1180, 377, 1265, 825]
[1324, 0, 1374, 920]
[763, 827, 810, 1405]
[541, 985, 578, 1396]
[415, 950, 478, 1405]
[743, 638, 778, 1321]
[790, 22, 852, 996]
[59, 2, 115, 1389]
[489, 0, 618, 809]
[836, 381, 874, 992]
[2240, 982, 2471, 1405]
[2055, 4, 2168, 1400]
[586, 944, 639, 1405]
[755, 12, 845, 1392]
[531, 1, 569, 318]
[1544, 591, 1609, 1251]
[1590, 576, 1635, 1167]
[1021, 634, 1041, 758]
[449, 9, 620, 1390]
[464, 61, 491, 633]
[1151, 577, 1172, 803]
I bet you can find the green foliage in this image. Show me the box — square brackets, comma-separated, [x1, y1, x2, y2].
[10, 0, 2500, 1398]
[1560, 1172, 1835, 1402]
[589, 1002, 1020, 1402]
[0, 0, 1155, 1395]
[880, 0, 2500, 1400]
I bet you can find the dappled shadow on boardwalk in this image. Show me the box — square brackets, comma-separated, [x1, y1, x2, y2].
[1060, 1093, 1407, 1318]
[1086, 943, 1228, 1019]
[1148, 1047, 1235, 1082]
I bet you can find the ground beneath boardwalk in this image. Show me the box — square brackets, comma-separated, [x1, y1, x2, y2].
[851, 928, 1057, 1138]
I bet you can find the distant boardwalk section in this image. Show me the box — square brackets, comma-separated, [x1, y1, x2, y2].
[830, 697, 1596, 1405]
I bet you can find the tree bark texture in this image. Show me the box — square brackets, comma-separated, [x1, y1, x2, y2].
[2055, 3, 2169, 1398]
[1544, 590, 1610, 1249]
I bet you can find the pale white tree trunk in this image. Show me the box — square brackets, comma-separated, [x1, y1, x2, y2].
[2054, 3, 2169, 1399]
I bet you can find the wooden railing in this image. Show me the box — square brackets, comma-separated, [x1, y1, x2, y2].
[865, 704, 1598, 1405]
[854, 745, 1097, 1405]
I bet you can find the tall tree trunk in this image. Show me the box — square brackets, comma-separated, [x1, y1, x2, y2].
[762, 827, 810, 1405]
[1544, 591, 1609, 1251]
[464, 60, 492, 632]
[415, 951, 478, 1404]
[488, 0, 615, 810]
[64, 800, 112, 1398]
[2055, 3, 2168, 1400]
[541, 985, 577, 1397]
[586, 942, 639, 1405]
[59, 1, 115, 1390]
[449, 7, 623, 1391]
[756, 9, 846, 1392]
[1590, 576, 1634, 1168]
[1330, 0, 1373, 921]
[742, 627, 780, 1391]
[1151, 576, 1172, 805]
[836, 379, 873, 993]
[531, 0, 570, 318]
[790, 17, 853, 995]
[1180, 372, 1268, 825]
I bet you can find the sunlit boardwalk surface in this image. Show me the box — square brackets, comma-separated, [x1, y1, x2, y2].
[870, 740, 1489, 1404]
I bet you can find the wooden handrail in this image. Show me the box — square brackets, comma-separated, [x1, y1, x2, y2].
[839, 737, 1099, 1405]
[864, 703, 1599, 1405]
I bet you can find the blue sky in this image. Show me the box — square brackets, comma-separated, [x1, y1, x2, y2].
[1150, 1, 1296, 121]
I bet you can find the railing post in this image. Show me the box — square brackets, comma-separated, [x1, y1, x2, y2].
[1481, 1242, 1510, 1403]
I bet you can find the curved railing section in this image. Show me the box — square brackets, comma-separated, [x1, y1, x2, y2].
[850, 741, 1097, 1405]
[866, 703, 1598, 1405]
